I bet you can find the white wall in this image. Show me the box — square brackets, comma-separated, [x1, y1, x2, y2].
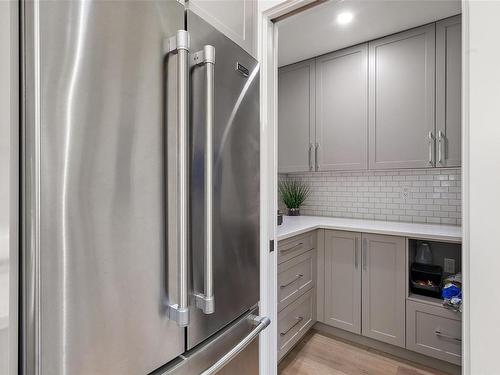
[0, 1, 18, 374]
[465, 1, 500, 373]
[0, 1, 11, 246]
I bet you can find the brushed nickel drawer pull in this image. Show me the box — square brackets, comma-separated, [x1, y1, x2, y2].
[437, 130, 444, 164]
[280, 242, 303, 254]
[308, 143, 313, 171]
[362, 238, 368, 271]
[280, 316, 304, 336]
[280, 274, 304, 289]
[354, 238, 359, 269]
[428, 131, 434, 166]
[435, 329, 461, 342]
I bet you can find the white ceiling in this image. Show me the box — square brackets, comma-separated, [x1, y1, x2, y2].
[277, 0, 461, 67]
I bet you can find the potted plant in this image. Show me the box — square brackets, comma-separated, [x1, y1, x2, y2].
[279, 180, 310, 216]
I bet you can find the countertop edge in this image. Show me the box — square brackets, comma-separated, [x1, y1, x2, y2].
[276, 221, 462, 243]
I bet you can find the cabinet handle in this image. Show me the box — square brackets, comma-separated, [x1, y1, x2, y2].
[280, 242, 303, 255]
[362, 238, 367, 271]
[315, 143, 319, 171]
[437, 130, 444, 165]
[428, 131, 434, 166]
[280, 274, 304, 289]
[308, 143, 313, 171]
[435, 329, 461, 342]
[354, 238, 359, 269]
[280, 316, 304, 336]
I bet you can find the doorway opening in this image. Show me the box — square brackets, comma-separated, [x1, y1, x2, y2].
[261, 1, 465, 374]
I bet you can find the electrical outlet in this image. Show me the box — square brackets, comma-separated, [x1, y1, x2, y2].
[401, 187, 410, 200]
[444, 258, 455, 274]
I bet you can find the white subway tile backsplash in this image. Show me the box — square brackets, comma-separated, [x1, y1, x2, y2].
[279, 168, 462, 226]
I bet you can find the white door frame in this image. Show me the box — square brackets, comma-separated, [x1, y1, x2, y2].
[461, 2, 469, 373]
[257, 2, 316, 374]
[258, 1, 471, 374]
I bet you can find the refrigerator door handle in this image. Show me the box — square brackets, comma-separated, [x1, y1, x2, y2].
[164, 30, 190, 327]
[192, 45, 216, 315]
[200, 315, 270, 375]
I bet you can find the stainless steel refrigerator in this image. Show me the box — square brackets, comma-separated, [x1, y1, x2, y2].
[20, 1, 267, 374]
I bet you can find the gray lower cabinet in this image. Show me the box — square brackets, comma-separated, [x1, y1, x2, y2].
[324, 230, 362, 334]
[278, 59, 315, 173]
[278, 250, 315, 312]
[406, 300, 462, 365]
[322, 231, 405, 347]
[277, 232, 317, 360]
[436, 15, 462, 168]
[278, 231, 316, 264]
[315, 44, 368, 171]
[368, 24, 436, 169]
[278, 288, 315, 360]
[361, 233, 406, 347]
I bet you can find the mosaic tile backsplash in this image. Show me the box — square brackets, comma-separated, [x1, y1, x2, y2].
[279, 168, 462, 226]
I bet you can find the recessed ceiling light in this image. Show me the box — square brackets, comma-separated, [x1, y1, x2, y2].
[337, 11, 354, 25]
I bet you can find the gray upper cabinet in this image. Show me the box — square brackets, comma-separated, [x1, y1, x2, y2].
[324, 230, 362, 334]
[278, 59, 316, 173]
[361, 233, 406, 347]
[436, 16, 462, 167]
[278, 19, 461, 173]
[187, 0, 257, 57]
[369, 24, 436, 169]
[316, 44, 368, 171]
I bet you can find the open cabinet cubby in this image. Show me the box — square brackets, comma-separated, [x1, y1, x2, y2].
[407, 239, 462, 303]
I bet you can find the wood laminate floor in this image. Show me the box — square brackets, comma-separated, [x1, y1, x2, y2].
[278, 330, 449, 375]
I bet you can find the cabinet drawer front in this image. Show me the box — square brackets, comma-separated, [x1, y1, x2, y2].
[278, 289, 315, 360]
[278, 250, 315, 311]
[406, 300, 462, 365]
[278, 232, 315, 264]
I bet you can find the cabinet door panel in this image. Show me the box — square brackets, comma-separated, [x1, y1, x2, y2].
[369, 24, 436, 169]
[278, 60, 315, 173]
[316, 45, 368, 171]
[324, 230, 362, 334]
[362, 233, 406, 347]
[436, 16, 461, 167]
[188, 0, 256, 56]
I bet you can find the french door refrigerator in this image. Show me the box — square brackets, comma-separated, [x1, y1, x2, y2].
[20, 1, 268, 374]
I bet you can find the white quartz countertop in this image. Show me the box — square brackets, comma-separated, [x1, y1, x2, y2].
[277, 216, 462, 242]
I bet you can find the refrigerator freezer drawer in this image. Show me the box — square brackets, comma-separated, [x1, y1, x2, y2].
[157, 307, 269, 375]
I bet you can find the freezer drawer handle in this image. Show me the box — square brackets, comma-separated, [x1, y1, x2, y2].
[192, 45, 216, 315]
[280, 316, 304, 336]
[164, 30, 190, 327]
[200, 315, 271, 375]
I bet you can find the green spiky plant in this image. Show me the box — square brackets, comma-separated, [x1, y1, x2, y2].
[279, 180, 310, 216]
